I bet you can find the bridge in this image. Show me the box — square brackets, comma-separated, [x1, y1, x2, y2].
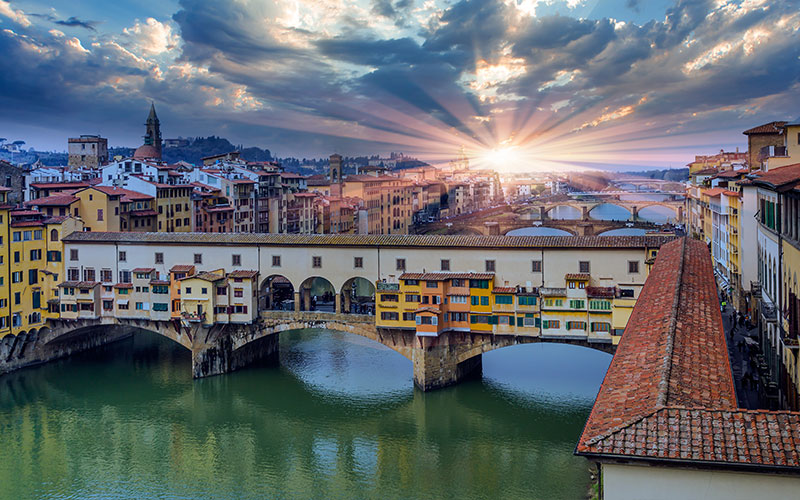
[2, 310, 615, 391]
[0, 232, 673, 390]
[418, 218, 663, 236]
[520, 199, 685, 224]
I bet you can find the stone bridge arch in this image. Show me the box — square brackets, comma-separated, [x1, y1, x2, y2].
[338, 277, 375, 314]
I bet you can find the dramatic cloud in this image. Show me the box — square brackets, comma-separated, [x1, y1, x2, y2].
[0, 0, 798, 168]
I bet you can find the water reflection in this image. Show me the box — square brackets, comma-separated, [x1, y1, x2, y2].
[506, 227, 572, 236]
[0, 330, 611, 500]
[598, 228, 647, 236]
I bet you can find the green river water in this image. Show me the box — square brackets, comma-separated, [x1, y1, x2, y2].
[0, 329, 611, 500]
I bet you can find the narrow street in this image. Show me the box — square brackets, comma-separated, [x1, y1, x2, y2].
[720, 303, 763, 409]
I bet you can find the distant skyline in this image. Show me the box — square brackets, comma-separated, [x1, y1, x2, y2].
[1, 0, 798, 171]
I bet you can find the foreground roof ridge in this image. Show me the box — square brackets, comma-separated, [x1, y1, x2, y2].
[656, 236, 686, 408]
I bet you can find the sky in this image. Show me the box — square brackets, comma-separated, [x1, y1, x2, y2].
[0, 0, 798, 171]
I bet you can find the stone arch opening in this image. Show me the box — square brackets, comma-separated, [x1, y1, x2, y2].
[339, 277, 375, 315]
[260, 274, 295, 311]
[544, 204, 582, 220]
[588, 203, 632, 221]
[298, 277, 336, 312]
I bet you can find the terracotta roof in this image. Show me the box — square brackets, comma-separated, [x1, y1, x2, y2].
[77, 281, 99, 288]
[702, 187, 725, 196]
[586, 286, 615, 298]
[565, 273, 590, 280]
[184, 272, 225, 282]
[691, 168, 718, 176]
[415, 306, 441, 314]
[750, 163, 800, 190]
[58, 281, 81, 288]
[576, 238, 800, 471]
[132, 268, 155, 273]
[113, 283, 133, 289]
[492, 286, 516, 294]
[170, 265, 195, 273]
[30, 182, 90, 189]
[62, 232, 676, 250]
[400, 272, 494, 281]
[232, 178, 255, 184]
[714, 169, 748, 179]
[228, 270, 258, 279]
[130, 209, 158, 216]
[24, 194, 78, 206]
[10, 220, 43, 227]
[742, 121, 787, 135]
[10, 209, 42, 216]
[43, 216, 71, 224]
[149, 279, 170, 285]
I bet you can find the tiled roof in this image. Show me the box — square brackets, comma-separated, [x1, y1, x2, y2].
[149, 279, 170, 285]
[132, 267, 155, 273]
[228, 270, 259, 278]
[415, 306, 441, 314]
[30, 182, 89, 189]
[130, 209, 158, 216]
[77, 281, 99, 288]
[742, 121, 787, 135]
[184, 272, 225, 282]
[24, 194, 78, 206]
[565, 273, 590, 281]
[691, 168, 718, 176]
[170, 265, 194, 273]
[586, 286, 615, 298]
[714, 169, 748, 178]
[492, 286, 516, 294]
[43, 215, 71, 224]
[62, 232, 676, 250]
[113, 283, 133, 289]
[10, 221, 43, 227]
[399, 272, 494, 281]
[58, 281, 81, 288]
[750, 163, 800, 189]
[576, 238, 800, 471]
[702, 187, 725, 196]
[539, 287, 566, 296]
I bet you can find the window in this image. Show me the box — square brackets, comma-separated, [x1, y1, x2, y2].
[354, 257, 363, 268]
[217, 287, 227, 295]
[185, 287, 192, 294]
[97, 209, 104, 221]
[13, 251, 19, 263]
[518, 296, 536, 306]
[101, 269, 113, 282]
[405, 294, 420, 302]
[418, 315, 438, 325]
[485, 260, 495, 272]
[12, 272, 22, 283]
[152, 303, 169, 312]
[441, 259, 450, 271]
[83, 268, 95, 282]
[591, 322, 611, 332]
[469, 279, 489, 289]
[426, 281, 438, 289]
[155, 252, 164, 264]
[452, 278, 465, 287]
[70, 249, 79, 261]
[568, 281, 576, 289]
[381, 294, 399, 302]
[495, 295, 513, 304]
[589, 300, 612, 310]
[194, 253, 202, 264]
[272, 255, 281, 267]
[402, 312, 416, 321]
[119, 270, 131, 283]
[396, 258, 406, 271]
[450, 295, 468, 304]
[118, 302, 129, 310]
[14, 292, 21, 305]
[201, 288, 208, 294]
[135, 302, 144, 310]
[481, 296, 489, 306]
[569, 299, 585, 309]
[470, 314, 489, 324]
[450, 312, 468, 322]
[470, 296, 479, 306]
[542, 320, 560, 329]
[628, 260, 639, 273]
[380, 312, 399, 321]
[566, 321, 587, 330]
[234, 288, 244, 298]
[579, 261, 590, 273]
[118, 251, 127, 262]
[47, 250, 62, 262]
[404, 279, 419, 286]
[12, 232, 20, 242]
[619, 288, 634, 298]
[532, 260, 542, 272]
[544, 298, 563, 307]
[33, 230, 42, 240]
[231, 254, 241, 266]
[312, 256, 322, 268]
[29, 249, 42, 261]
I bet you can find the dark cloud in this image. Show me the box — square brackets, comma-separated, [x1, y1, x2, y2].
[55, 16, 99, 31]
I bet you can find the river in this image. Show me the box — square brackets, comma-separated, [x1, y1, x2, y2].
[0, 329, 611, 500]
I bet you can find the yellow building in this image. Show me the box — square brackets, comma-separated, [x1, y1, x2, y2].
[9, 209, 48, 335]
[179, 271, 225, 326]
[0, 188, 11, 336]
[154, 184, 193, 232]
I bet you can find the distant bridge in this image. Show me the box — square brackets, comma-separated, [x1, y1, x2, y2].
[520, 199, 685, 224]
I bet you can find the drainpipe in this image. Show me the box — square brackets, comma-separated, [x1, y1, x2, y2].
[777, 194, 785, 404]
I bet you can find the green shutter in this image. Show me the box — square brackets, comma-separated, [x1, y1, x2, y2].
[517, 316, 523, 326]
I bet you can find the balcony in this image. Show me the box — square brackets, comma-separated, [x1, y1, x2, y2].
[181, 311, 206, 323]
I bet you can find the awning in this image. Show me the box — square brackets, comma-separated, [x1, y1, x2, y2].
[116, 300, 129, 305]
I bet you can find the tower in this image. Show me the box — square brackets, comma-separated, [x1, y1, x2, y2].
[143, 102, 162, 159]
[330, 154, 342, 197]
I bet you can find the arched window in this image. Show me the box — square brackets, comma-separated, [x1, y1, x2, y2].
[50, 229, 58, 241]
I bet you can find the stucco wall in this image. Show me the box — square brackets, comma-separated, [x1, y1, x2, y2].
[603, 462, 800, 500]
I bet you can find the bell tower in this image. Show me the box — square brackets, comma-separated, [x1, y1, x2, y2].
[330, 153, 342, 196]
[143, 102, 162, 158]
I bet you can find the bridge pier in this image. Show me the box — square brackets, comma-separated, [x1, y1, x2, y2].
[192, 330, 279, 378]
[412, 335, 482, 391]
[581, 206, 590, 221]
[631, 205, 638, 221]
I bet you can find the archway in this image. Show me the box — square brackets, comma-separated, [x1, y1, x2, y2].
[544, 204, 582, 220]
[298, 277, 336, 312]
[260, 274, 295, 311]
[339, 277, 375, 315]
[588, 203, 632, 221]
